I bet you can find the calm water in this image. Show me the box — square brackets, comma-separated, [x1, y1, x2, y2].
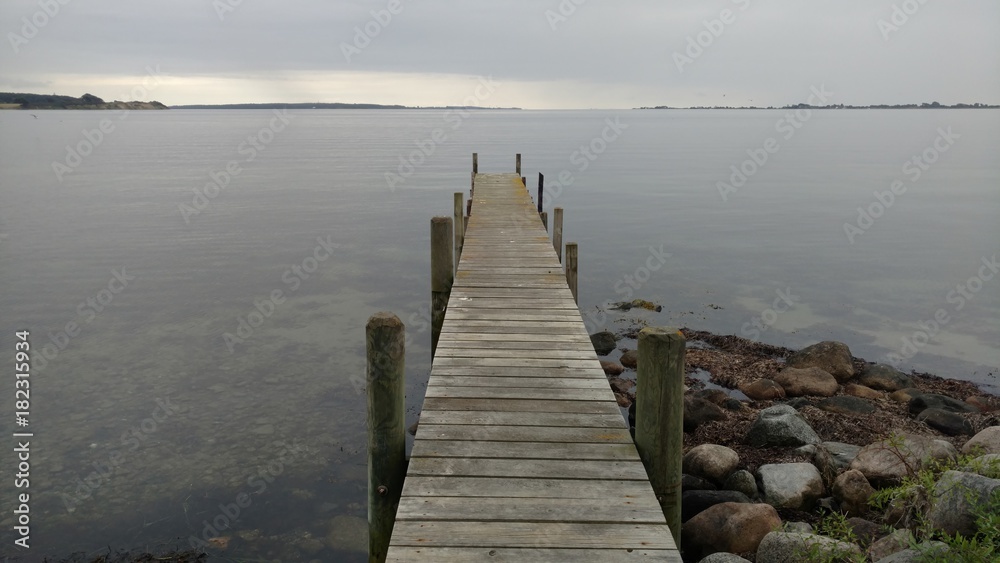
[0, 109, 998, 559]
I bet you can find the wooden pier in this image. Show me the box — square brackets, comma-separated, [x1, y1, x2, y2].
[375, 162, 681, 561]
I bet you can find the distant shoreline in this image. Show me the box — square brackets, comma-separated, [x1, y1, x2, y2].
[637, 103, 999, 110]
[169, 103, 522, 110]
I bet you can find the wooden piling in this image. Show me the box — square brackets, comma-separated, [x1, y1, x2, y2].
[472, 152, 478, 174]
[540, 211, 548, 232]
[537, 172, 544, 214]
[566, 242, 578, 304]
[516, 153, 521, 175]
[430, 217, 454, 357]
[453, 192, 464, 269]
[553, 207, 564, 263]
[634, 327, 686, 549]
[366, 312, 406, 563]
[521, 176, 526, 188]
[466, 198, 472, 217]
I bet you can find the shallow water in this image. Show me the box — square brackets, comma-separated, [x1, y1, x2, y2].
[0, 108, 997, 558]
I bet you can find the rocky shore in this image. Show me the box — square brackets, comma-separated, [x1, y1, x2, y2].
[592, 307, 999, 562]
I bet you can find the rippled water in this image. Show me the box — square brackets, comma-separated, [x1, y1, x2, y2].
[0, 108, 997, 559]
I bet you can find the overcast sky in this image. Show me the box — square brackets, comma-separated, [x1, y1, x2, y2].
[1, 1, 998, 108]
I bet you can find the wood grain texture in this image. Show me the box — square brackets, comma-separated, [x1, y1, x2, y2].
[388, 172, 676, 559]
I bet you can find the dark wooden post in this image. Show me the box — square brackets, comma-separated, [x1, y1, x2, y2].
[541, 211, 548, 232]
[537, 172, 544, 214]
[635, 327, 685, 549]
[366, 312, 406, 563]
[566, 242, 578, 304]
[553, 207, 564, 263]
[516, 153, 521, 175]
[453, 192, 464, 270]
[472, 152, 478, 174]
[430, 217, 454, 357]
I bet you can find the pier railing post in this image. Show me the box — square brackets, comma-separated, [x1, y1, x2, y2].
[540, 211, 548, 232]
[566, 242, 578, 304]
[366, 312, 406, 563]
[516, 153, 521, 175]
[430, 217, 454, 358]
[553, 207, 564, 263]
[453, 192, 464, 269]
[635, 327, 685, 549]
[537, 172, 544, 214]
[472, 152, 478, 174]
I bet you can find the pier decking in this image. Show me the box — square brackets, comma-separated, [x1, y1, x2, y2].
[385, 173, 681, 561]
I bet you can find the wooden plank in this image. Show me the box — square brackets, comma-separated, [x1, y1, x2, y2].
[436, 340, 593, 350]
[424, 387, 613, 401]
[428, 376, 610, 389]
[417, 411, 625, 428]
[396, 496, 662, 523]
[399, 476, 653, 499]
[410, 440, 641, 461]
[420, 398, 622, 414]
[415, 425, 632, 443]
[432, 357, 601, 368]
[433, 349, 596, 359]
[386, 547, 680, 562]
[406, 457, 650, 480]
[437, 331, 590, 341]
[388, 521, 677, 549]
[428, 366, 607, 378]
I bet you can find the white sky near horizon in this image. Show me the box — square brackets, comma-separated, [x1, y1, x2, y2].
[1, 0, 998, 109]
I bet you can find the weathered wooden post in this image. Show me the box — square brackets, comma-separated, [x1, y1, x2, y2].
[453, 192, 464, 269]
[430, 217, 454, 357]
[521, 176, 526, 188]
[366, 312, 406, 563]
[516, 153, 521, 175]
[635, 327, 685, 549]
[553, 207, 564, 264]
[466, 198, 472, 217]
[537, 172, 544, 214]
[566, 242, 578, 304]
[472, 152, 478, 174]
[540, 211, 548, 232]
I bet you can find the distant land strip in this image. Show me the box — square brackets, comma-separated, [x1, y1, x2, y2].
[638, 102, 999, 110]
[0, 92, 167, 110]
[169, 102, 522, 110]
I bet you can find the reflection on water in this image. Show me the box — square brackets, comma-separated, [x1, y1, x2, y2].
[0, 108, 997, 557]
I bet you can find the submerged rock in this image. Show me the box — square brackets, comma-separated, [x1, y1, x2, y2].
[590, 330, 617, 355]
[619, 349, 638, 369]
